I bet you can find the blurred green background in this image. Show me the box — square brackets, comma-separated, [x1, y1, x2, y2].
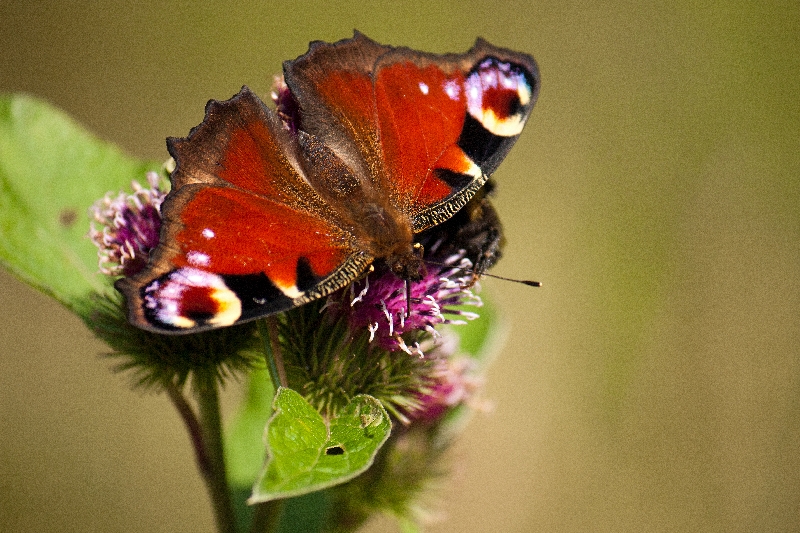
[1, 2, 798, 532]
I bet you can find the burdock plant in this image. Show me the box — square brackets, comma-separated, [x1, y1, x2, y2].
[2, 29, 539, 533]
[0, 94, 505, 533]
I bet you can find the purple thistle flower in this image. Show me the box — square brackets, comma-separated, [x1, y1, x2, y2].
[413, 352, 487, 423]
[335, 253, 483, 355]
[387, 332, 487, 424]
[270, 75, 301, 134]
[89, 171, 165, 277]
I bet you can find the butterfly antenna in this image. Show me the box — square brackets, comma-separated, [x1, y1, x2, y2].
[482, 272, 541, 287]
[425, 259, 541, 287]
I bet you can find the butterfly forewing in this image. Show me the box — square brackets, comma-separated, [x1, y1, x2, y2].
[371, 40, 539, 231]
[117, 88, 369, 333]
[283, 33, 390, 190]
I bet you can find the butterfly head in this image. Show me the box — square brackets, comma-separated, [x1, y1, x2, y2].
[388, 242, 426, 282]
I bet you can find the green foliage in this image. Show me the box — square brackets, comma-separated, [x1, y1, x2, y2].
[226, 367, 275, 487]
[0, 94, 159, 316]
[250, 388, 391, 503]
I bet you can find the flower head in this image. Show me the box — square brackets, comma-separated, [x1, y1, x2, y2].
[382, 331, 488, 424]
[334, 252, 482, 355]
[413, 352, 486, 423]
[89, 171, 165, 277]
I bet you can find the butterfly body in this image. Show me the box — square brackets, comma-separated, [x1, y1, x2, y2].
[117, 32, 539, 333]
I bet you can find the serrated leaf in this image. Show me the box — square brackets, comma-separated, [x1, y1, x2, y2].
[0, 94, 159, 315]
[249, 388, 391, 503]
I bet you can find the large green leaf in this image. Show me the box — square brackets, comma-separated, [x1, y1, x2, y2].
[250, 388, 391, 503]
[0, 94, 158, 314]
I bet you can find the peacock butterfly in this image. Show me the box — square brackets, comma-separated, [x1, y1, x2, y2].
[117, 31, 539, 334]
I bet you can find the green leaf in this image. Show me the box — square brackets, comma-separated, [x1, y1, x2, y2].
[448, 292, 505, 363]
[0, 94, 158, 315]
[249, 388, 391, 503]
[226, 367, 275, 487]
[435, 294, 505, 444]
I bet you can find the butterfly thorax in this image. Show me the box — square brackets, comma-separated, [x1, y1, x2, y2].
[353, 200, 423, 281]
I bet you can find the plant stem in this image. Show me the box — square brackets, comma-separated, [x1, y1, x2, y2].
[165, 381, 210, 476]
[258, 318, 288, 389]
[250, 319, 289, 532]
[195, 373, 238, 533]
[249, 499, 284, 533]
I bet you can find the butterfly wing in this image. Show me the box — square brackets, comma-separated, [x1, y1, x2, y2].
[284, 32, 539, 233]
[119, 34, 538, 334]
[117, 87, 371, 333]
[282, 32, 390, 194]
[417, 178, 504, 280]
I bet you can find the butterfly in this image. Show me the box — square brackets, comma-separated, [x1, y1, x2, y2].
[117, 31, 539, 334]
